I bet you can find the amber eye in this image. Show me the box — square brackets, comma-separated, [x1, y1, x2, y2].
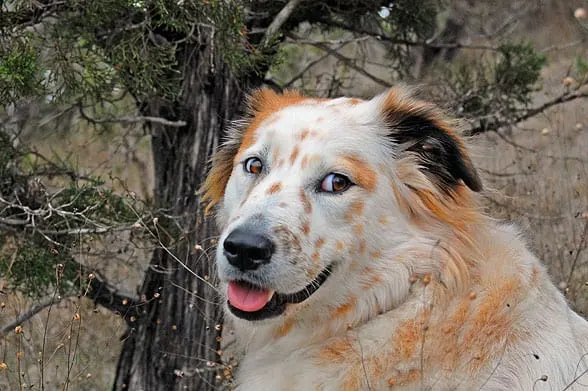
[320, 173, 352, 193]
[244, 157, 263, 174]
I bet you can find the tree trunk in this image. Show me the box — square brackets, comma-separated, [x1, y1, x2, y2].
[112, 29, 259, 390]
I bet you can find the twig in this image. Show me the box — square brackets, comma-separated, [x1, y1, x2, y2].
[261, 0, 304, 48]
[290, 33, 392, 88]
[282, 42, 350, 89]
[318, 20, 499, 51]
[78, 105, 186, 127]
[0, 295, 72, 337]
[467, 90, 588, 136]
[567, 221, 588, 285]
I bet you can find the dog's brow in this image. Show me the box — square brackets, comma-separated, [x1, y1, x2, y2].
[336, 155, 378, 192]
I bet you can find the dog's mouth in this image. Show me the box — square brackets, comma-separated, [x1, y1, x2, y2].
[227, 265, 333, 321]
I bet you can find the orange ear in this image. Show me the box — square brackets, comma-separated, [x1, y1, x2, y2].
[200, 135, 241, 215]
[381, 87, 482, 193]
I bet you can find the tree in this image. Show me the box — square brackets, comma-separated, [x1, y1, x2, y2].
[1, 0, 587, 390]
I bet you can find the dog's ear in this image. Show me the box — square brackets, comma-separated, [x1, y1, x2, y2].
[379, 87, 482, 193]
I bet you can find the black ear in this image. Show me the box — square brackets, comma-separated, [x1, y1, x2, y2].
[381, 90, 482, 193]
[389, 114, 482, 192]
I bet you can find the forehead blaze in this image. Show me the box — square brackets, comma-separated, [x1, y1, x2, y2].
[201, 88, 318, 211]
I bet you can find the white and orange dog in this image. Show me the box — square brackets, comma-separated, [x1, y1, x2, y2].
[202, 87, 588, 390]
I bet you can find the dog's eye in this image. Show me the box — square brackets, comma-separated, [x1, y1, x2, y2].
[244, 157, 263, 174]
[320, 173, 352, 193]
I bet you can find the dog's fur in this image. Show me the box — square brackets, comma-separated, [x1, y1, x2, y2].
[202, 87, 588, 390]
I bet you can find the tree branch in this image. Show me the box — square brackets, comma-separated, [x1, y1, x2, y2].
[467, 90, 588, 136]
[78, 105, 186, 128]
[0, 295, 72, 337]
[294, 36, 392, 88]
[0, 272, 142, 337]
[261, 0, 304, 47]
[317, 20, 499, 51]
[0, 1, 66, 29]
[281, 41, 353, 89]
[85, 272, 142, 323]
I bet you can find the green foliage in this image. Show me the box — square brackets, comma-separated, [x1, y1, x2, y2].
[382, 0, 437, 40]
[0, 37, 45, 106]
[574, 53, 588, 80]
[444, 42, 546, 120]
[494, 43, 547, 107]
[0, 237, 81, 298]
[1, 0, 264, 106]
[0, 134, 146, 298]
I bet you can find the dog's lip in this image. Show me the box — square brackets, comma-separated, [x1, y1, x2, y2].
[226, 264, 333, 321]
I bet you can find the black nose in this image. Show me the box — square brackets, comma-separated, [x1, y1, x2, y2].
[223, 227, 274, 271]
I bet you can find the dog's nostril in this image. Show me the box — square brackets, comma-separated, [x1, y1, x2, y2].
[223, 227, 274, 271]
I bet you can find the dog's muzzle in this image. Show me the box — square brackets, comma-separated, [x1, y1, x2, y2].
[220, 226, 333, 321]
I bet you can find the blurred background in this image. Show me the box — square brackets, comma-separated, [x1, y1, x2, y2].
[0, 0, 587, 389]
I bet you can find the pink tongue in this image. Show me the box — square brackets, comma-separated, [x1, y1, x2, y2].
[227, 281, 271, 312]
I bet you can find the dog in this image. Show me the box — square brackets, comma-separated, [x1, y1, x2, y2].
[202, 86, 588, 390]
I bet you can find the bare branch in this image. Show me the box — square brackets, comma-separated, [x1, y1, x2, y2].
[281, 41, 354, 89]
[0, 294, 72, 337]
[86, 272, 142, 323]
[567, 221, 588, 285]
[290, 34, 392, 88]
[78, 105, 186, 128]
[467, 90, 588, 136]
[318, 20, 499, 51]
[0, 272, 142, 337]
[261, 0, 304, 48]
[0, 1, 66, 29]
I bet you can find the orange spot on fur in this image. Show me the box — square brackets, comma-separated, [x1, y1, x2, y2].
[300, 188, 312, 214]
[331, 296, 357, 319]
[316, 337, 354, 364]
[361, 268, 382, 289]
[300, 155, 309, 169]
[462, 278, 522, 371]
[370, 250, 382, 259]
[301, 221, 310, 236]
[344, 200, 365, 222]
[386, 369, 421, 387]
[289, 146, 300, 165]
[311, 251, 320, 263]
[300, 129, 310, 140]
[266, 182, 282, 195]
[315, 238, 325, 250]
[392, 318, 422, 360]
[378, 216, 388, 225]
[348, 98, 363, 105]
[336, 240, 345, 251]
[274, 317, 295, 338]
[353, 223, 364, 236]
[337, 155, 377, 192]
[358, 240, 366, 254]
[272, 146, 281, 165]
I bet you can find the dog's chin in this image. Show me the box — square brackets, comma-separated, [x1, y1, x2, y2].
[225, 265, 333, 322]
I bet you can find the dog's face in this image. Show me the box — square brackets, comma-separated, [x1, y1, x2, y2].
[202, 87, 482, 323]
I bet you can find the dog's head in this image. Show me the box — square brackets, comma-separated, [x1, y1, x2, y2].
[202, 87, 482, 323]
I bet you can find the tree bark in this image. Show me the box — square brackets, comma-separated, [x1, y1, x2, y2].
[112, 28, 259, 390]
